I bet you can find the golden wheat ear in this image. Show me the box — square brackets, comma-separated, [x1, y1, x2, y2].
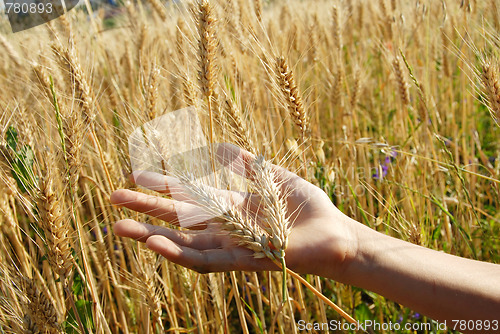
[392, 55, 410, 107]
[15, 275, 63, 334]
[223, 98, 256, 155]
[52, 44, 96, 125]
[275, 56, 309, 143]
[36, 159, 74, 282]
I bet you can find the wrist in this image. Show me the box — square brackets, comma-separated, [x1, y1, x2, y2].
[329, 214, 363, 283]
[309, 211, 363, 282]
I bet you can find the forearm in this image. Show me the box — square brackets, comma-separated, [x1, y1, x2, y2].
[338, 220, 500, 328]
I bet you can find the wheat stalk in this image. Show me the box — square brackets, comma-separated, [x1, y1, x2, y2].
[52, 44, 96, 125]
[145, 0, 168, 22]
[32, 62, 54, 102]
[275, 56, 309, 142]
[125, 0, 138, 30]
[441, 27, 451, 77]
[392, 55, 410, 107]
[223, 99, 256, 154]
[21, 277, 62, 334]
[196, 0, 220, 178]
[0, 33, 22, 67]
[254, 0, 263, 23]
[378, 0, 393, 39]
[308, 17, 319, 63]
[176, 18, 188, 64]
[331, 65, 343, 108]
[250, 156, 291, 252]
[0, 185, 30, 276]
[145, 64, 160, 120]
[197, 0, 219, 104]
[481, 60, 500, 127]
[140, 249, 164, 331]
[36, 160, 73, 281]
[62, 111, 85, 194]
[350, 66, 361, 110]
[182, 74, 198, 108]
[17, 106, 35, 150]
[331, 5, 342, 51]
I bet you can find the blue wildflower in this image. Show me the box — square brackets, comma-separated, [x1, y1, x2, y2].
[373, 152, 396, 180]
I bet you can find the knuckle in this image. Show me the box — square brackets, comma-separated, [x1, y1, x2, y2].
[191, 251, 211, 274]
[146, 195, 160, 207]
[177, 231, 192, 245]
[166, 201, 176, 213]
[234, 253, 248, 270]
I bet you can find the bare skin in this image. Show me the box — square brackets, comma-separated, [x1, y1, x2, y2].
[111, 144, 500, 333]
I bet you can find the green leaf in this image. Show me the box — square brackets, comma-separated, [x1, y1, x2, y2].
[5, 126, 37, 193]
[64, 299, 94, 334]
[354, 303, 374, 322]
[11, 144, 36, 193]
[387, 108, 397, 123]
[432, 221, 442, 240]
[72, 270, 84, 296]
[241, 297, 264, 334]
[223, 74, 236, 101]
[112, 110, 122, 130]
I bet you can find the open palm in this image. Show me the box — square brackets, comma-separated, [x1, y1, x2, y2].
[111, 144, 356, 279]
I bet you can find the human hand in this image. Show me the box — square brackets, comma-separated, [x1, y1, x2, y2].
[111, 144, 358, 280]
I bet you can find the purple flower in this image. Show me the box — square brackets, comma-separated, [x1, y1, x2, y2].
[373, 152, 396, 180]
[413, 313, 420, 319]
[372, 169, 382, 180]
[373, 164, 389, 180]
[103, 226, 108, 235]
[383, 166, 388, 175]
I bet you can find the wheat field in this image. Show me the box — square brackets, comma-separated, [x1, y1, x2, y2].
[0, 0, 499, 333]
